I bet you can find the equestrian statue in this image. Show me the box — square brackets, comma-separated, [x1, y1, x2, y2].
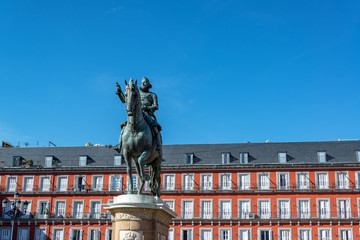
[114, 77, 162, 198]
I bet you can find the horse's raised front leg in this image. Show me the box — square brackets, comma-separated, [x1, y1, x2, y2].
[134, 161, 145, 195]
[124, 151, 134, 194]
[138, 150, 151, 182]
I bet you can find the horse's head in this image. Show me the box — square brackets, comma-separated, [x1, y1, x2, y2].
[124, 78, 141, 116]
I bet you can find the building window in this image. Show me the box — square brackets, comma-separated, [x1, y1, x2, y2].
[278, 152, 287, 163]
[21, 200, 32, 219]
[181, 229, 193, 240]
[318, 151, 327, 163]
[34, 228, 47, 240]
[258, 173, 270, 190]
[220, 173, 232, 190]
[69, 229, 83, 240]
[219, 229, 231, 240]
[74, 176, 86, 192]
[45, 156, 53, 167]
[278, 229, 291, 240]
[164, 174, 176, 191]
[105, 228, 112, 240]
[277, 173, 289, 190]
[238, 173, 251, 190]
[298, 199, 310, 219]
[168, 229, 174, 240]
[79, 156, 88, 166]
[185, 153, 193, 165]
[239, 152, 248, 164]
[316, 172, 329, 189]
[37, 200, 50, 219]
[17, 228, 30, 240]
[200, 229, 212, 240]
[219, 200, 231, 219]
[298, 229, 311, 240]
[238, 229, 251, 240]
[183, 174, 194, 191]
[114, 155, 122, 166]
[356, 151, 360, 162]
[92, 176, 103, 191]
[109, 175, 122, 192]
[297, 172, 310, 190]
[258, 200, 271, 219]
[163, 200, 175, 212]
[338, 199, 351, 219]
[238, 200, 251, 219]
[12, 156, 21, 167]
[278, 200, 290, 219]
[318, 199, 330, 218]
[318, 229, 331, 240]
[336, 172, 349, 189]
[200, 200, 212, 219]
[126, 175, 139, 191]
[0, 228, 11, 240]
[39, 176, 51, 192]
[222, 153, 230, 164]
[339, 229, 353, 240]
[23, 176, 34, 192]
[73, 201, 84, 219]
[88, 229, 100, 240]
[257, 229, 272, 240]
[6, 176, 17, 192]
[182, 200, 194, 219]
[200, 174, 212, 190]
[55, 201, 66, 218]
[57, 176, 68, 192]
[90, 201, 101, 219]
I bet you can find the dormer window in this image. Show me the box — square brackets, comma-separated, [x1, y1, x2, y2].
[318, 151, 326, 163]
[278, 152, 287, 163]
[222, 153, 230, 164]
[114, 155, 123, 166]
[185, 153, 193, 165]
[356, 151, 360, 162]
[79, 155, 88, 166]
[12, 156, 21, 167]
[45, 156, 53, 167]
[240, 152, 248, 164]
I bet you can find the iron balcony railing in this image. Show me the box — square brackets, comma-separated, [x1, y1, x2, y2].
[1, 212, 111, 220]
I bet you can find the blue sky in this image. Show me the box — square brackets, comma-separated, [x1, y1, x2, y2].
[0, 1, 359, 147]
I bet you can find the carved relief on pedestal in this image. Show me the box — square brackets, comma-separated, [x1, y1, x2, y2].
[114, 208, 154, 221]
[119, 231, 143, 240]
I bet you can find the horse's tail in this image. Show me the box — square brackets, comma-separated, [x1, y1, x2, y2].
[149, 154, 161, 197]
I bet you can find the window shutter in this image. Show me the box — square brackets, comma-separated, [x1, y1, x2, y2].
[257, 230, 260, 240]
[269, 230, 273, 240]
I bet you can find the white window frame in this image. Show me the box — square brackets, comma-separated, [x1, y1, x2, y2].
[277, 199, 291, 219]
[105, 228, 112, 240]
[69, 228, 83, 240]
[278, 152, 287, 163]
[200, 199, 213, 219]
[278, 228, 291, 240]
[54, 199, 67, 218]
[163, 199, 175, 212]
[182, 173, 195, 191]
[185, 153, 194, 165]
[238, 199, 251, 219]
[317, 228, 332, 240]
[218, 228, 232, 240]
[238, 173, 251, 190]
[181, 228, 194, 240]
[0, 227, 11, 240]
[113, 155, 122, 166]
[257, 228, 273, 240]
[17, 227, 30, 240]
[338, 228, 353, 240]
[200, 173, 213, 191]
[72, 200, 85, 219]
[219, 173, 232, 190]
[318, 151, 327, 163]
[163, 174, 176, 191]
[22, 175, 35, 192]
[39, 175, 52, 192]
[37, 200, 50, 219]
[296, 172, 310, 190]
[199, 228, 212, 240]
[6, 175, 18, 192]
[79, 155, 88, 167]
[257, 172, 271, 190]
[317, 198, 331, 219]
[297, 198, 311, 219]
[316, 172, 329, 190]
[109, 174, 123, 192]
[89, 199, 102, 219]
[168, 228, 175, 240]
[219, 199, 232, 219]
[277, 172, 290, 190]
[73, 175, 87, 192]
[337, 198, 351, 219]
[336, 171, 350, 189]
[87, 228, 101, 240]
[34, 227, 47, 240]
[297, 228, 312, 240]
[56, 175, 69, 192]
[181, 199, 194, 219]
[355, 171, 360, 189]
[222, 153, 230, 164]
[239, 152, 249, 164]
[238, 228, 252, 240]
[45, 156, 53, 167]
[91, 175, 104, 191]
[258, 199, 271, 219]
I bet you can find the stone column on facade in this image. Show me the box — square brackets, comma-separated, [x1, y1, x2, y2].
[103, 194, 177, 240]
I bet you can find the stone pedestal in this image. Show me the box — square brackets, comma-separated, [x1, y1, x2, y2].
[104, 194, 177, 240]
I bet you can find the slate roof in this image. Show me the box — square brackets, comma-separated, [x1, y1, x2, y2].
[0, 140, 359, 168]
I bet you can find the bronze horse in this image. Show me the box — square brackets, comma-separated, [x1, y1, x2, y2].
[118, 79, 162, 197]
